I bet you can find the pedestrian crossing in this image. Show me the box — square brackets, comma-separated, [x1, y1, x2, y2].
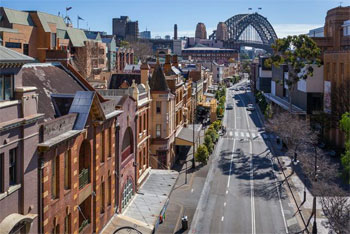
[224, 129, 276, 141]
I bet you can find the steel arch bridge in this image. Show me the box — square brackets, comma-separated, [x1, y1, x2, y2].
[210, 13, 278, 52]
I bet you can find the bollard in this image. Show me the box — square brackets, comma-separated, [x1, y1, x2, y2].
[181, 216, 188, 230]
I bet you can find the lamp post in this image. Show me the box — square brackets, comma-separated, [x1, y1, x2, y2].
[313, 145, 318, 181]
[192, 82, 197, 169]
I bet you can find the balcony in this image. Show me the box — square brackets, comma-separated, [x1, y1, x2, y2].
[79, 219, 90, 233]
[79, 168, 89, 189]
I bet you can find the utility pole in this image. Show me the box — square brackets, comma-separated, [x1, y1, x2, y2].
[192, 82, 197, 169]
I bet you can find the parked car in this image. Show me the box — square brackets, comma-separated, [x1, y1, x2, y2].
[239, 86, 245, 91]
[247, 104, 255, 111]
[226, 104, 233, 110]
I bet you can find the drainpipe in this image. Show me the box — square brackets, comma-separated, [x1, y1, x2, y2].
[38, 156, 44, 234]
[134, 114, 138, 192]
[115, 124, 120, 213]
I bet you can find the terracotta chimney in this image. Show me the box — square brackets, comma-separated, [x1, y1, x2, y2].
[141, 62, 150, 85]
[172, 55, 178, 68]
[164, 54, 171, 74]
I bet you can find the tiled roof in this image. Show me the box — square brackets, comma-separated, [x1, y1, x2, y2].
[149, 65, 169, 92]
[35, 11, 67, 32]
[0, 45, 35, 63]
[109, 73, 141, 89]
[2, 7, 35, 26]
[20, 63, 88, 122]
[67, 28, 87, 47]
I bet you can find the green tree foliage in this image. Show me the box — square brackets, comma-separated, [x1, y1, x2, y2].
[265, 35, 321, 112]
[340, 112, 350, 183]
[195, 145, 209, 164]
[204, 135, 214, 154]
[212, 120, 222, 132]
[206, 128, 219, 143]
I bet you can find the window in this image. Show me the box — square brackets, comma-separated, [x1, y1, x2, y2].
[52, 224, 59, 234]
[143, 148, 146, 167]
[0, 153, 3, 193]
[100, 132, 105, 163]
[0, 75, 14, 101]
[51, 155, 59, 199]
[156, 124, 161, 138]
[101, 180, 105, 213]
[23, 44, 29, 55]
[107, 176, 111, 206]
[143, 113, 146, 131]
[9, 148, 17, 186]
[64, 214, 70, 234]
[51, 33, 57, 49]
[5, 42, 21, 48]
[64, 150, 71, 190]
[106, 129, 111, 158]
[156, 101, 161, 114]
[139, 116, 142, 134]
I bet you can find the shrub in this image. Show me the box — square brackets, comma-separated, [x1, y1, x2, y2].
[206, 128, 219, 143]
[195, 144, 209, 164]
[212, 120, 222, 131]
[204, 135, 214, 153]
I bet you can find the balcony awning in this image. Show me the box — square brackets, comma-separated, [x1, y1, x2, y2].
[175, 124, 201, 146]
[0, 213, 37, 234]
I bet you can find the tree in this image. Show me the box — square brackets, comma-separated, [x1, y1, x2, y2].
[265, 35, 321, 113]
[127, 40, 153, 62]
[204, 135, 214, 154]
[266, 112, 317, 164]
[340, 112, 350, 183]
[206, 128, 219, 143]
[195, 145, 209, 164]
[212, 120, 222, 132]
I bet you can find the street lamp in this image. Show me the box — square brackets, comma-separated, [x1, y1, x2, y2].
[313, 145, 318, 181]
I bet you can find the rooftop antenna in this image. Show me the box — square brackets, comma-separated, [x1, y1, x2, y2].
[339, 1, 343, 7]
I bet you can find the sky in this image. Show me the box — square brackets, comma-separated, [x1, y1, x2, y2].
[1, 0, 349, 38]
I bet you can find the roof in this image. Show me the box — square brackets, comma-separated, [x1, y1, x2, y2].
[0, 45, 35, 63]
[0, 26, 19, 33]
[2, 7, 35, 26]
[68, 91, 95, 130]
[20, 63, 88, 122]
[67, 28, 87, 47]
[183, 46, 235, 51]
[34, 11, 67, 33]
[124, 64, 141, 72]
[149, 65, 169, 92]
[84, 31, 102, 41]
[109, 73, 141, 89]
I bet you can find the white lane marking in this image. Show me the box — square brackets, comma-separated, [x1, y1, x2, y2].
[235, 132, 238, 137]
[237, 94, 250, 129]
[229, 131, 233, 137]
[269, 157, 289, 233]
[246, 132, 250, 138]
[262, 133, 267, 139]
[191, 188, 194, 193]
[241, 132, 244, 137]
[227, 139, 236, 188]
[224, 202, 226, 207]
[221, 216, 224, 222]
[250, 140, 256, 234]
[226, 190, 228, 194]
[234, 98, 237, 129]
[252, 133, 256, 138]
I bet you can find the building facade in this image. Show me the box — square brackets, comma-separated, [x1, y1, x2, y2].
[0, 46, 40, 234]
[195, 23, 207, 39]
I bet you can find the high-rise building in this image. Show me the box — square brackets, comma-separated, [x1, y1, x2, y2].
[112, 16, 139, 41]
[216, 22, 228, 41]
[140, 30, 151, 39]
[174, 24, 178, 39]
[195, 22, 207, 39]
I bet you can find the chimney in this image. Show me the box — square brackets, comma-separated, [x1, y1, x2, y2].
[140, 62, 150, 85]
[164, 54, 171, 74]
[174, 24, 178, 40]
[172, 55, 178, 68]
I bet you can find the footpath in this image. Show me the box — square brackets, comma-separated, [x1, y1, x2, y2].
[156, 129, 208, 234]
[248, 91, 331, 234]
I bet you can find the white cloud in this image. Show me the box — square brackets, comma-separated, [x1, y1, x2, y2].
[273, 24, 324, 38]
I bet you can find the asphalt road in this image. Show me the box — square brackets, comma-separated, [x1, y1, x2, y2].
[190, 80, 290, 234]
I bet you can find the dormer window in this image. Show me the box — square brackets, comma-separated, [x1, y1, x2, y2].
[0, 74, 14, 101]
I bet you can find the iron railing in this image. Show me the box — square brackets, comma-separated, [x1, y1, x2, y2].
[79, 168, 89, 189]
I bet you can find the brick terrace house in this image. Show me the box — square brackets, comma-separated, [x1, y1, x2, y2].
[0, 46, 41, 233]
[19, 62, 122, 233]
[100, 63, 151, 189]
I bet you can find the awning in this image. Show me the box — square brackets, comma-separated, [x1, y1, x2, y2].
[263, 93, 306, 114]
[175, 124, 202, 146]
[0, 213, 37, 234]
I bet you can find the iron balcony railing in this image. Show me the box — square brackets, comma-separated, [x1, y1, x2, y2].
[79, 219, 89, 233]
[79, 168, 89, 189]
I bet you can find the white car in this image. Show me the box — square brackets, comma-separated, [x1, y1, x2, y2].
[226, 104, 233, 110]
[247, 104, 255, 111]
